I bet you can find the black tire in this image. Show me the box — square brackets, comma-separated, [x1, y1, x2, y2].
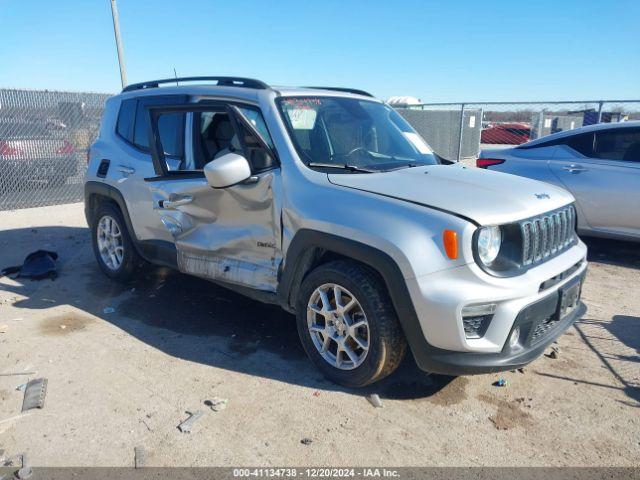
[295, 260, 407, 387]
[91, 202, 142, 282]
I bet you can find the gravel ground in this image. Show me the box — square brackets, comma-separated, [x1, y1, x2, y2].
[0, 203, 638, 467]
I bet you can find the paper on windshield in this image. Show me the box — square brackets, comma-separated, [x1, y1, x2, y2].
[287, 108, 317, 130]
[403, 132, 432, 154]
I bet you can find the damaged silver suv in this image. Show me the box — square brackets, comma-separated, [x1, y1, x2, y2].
[85, 77, 587, 387]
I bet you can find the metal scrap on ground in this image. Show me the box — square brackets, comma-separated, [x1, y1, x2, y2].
[1, 452, 30, 479]
[21, 378, 48, 412]
[134, 446, 145, 468]
[177, 410, 204, 433]
[367, 393, 383, 408]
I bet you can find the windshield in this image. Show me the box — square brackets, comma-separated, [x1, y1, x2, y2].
[277, 96, 438, 172]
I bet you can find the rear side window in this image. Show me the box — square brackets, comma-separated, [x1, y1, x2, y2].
[132, 102, 157, 150]
[116, 95, 187, 158]
[593, 128, 640, 162]
[564, 132, 594, 156]
[155, 112, 185, 157]
[520, 131, 593, 156]
[133, 106, 185, 156]
[116, 99, 136, 142]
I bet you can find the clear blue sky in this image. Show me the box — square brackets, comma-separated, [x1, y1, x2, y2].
[1, 0, 638, 101]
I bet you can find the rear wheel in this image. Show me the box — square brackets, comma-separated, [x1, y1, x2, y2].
[296, 260, 407, 387]
[91, 202, 141, 281]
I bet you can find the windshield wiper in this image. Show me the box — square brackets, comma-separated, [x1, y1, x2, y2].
[307, 162, 377, 173]
[383, 162, 422, 172]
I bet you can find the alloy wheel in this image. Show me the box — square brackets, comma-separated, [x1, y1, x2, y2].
[97, 215, 124, 271]
[306, 283, 370, 370]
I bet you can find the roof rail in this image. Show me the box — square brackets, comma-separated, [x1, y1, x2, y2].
[303, 86, 374, 98]
[122, 76, 269, 93]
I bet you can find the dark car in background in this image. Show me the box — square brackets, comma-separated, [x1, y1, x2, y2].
[0, 119, 77, 193]
[481, 122, 532, 145]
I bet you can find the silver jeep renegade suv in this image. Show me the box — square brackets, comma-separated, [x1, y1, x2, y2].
[85, 77, 587, 387]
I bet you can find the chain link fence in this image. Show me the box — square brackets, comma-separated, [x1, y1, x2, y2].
[397, 100, 640, 162]
[1, 88, 639, 211]
[0, 89, 111, 210]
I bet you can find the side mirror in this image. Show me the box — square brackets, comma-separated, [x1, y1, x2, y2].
[204, 152, 252, 188]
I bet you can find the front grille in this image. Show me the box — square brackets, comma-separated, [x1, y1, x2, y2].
[530, 315, 560, 344]
[520, 205, 576, 266]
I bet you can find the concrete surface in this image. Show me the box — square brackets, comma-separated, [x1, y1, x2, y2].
[0, 203, 638, 467]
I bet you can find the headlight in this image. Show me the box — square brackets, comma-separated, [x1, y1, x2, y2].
[477, 226, 502, 265]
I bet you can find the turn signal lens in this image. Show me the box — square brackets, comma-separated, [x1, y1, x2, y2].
[443, 230, 458, 259]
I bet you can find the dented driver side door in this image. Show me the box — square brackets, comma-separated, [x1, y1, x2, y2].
[145, 101, 282, 292]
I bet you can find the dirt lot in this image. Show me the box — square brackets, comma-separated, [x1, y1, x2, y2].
[0, 203, 638, 467]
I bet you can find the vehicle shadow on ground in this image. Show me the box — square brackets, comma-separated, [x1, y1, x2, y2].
[1, 226, 454, 400]
[583, 236, 640, 270]
[572, 316, 640, 407]
[579, 237, 640, 405]
[606, 315, 640, 355]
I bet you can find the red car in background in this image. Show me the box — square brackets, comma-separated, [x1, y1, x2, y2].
[481, 122, 532, 145]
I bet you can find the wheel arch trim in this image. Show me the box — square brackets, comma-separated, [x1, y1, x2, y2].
[84, 181, 143, 258]
[277, 229, 430, 361]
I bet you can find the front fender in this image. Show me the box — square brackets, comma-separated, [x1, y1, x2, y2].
[276, 228, 434, 366]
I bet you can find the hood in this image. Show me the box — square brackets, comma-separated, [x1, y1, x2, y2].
[328, 164, 574, 225]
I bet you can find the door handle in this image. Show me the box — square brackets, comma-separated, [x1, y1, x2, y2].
[117, 165, 136, 175]
[160, 195, 193, 209]
[562, 164, 588, 173]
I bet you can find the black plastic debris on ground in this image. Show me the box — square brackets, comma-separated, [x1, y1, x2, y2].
[545, 346, 560, 359]
[1, 250, 58, 280]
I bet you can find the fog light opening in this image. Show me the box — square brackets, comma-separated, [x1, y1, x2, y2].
[509, 326, 521, 349]
[462, 303, 496, 339]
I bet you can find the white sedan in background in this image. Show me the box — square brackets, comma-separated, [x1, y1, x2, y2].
[478, 121, 640, 242]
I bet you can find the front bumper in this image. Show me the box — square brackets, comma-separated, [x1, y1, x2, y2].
[401, 242, 588, 375]
[411, 290, 586, 376]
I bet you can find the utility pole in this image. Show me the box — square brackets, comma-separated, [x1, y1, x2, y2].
[110, 0, 127, 88]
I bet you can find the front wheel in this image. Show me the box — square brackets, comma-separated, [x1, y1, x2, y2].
[296, 260, 407, 387]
